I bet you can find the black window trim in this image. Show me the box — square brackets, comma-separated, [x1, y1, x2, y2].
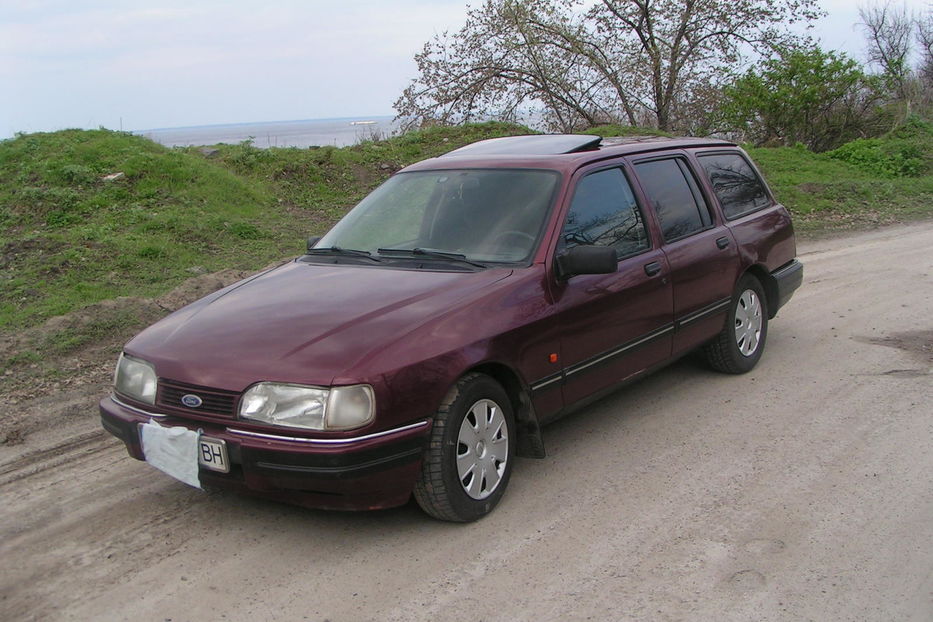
[695, 149, 775, 221]
[674, 159, 712, 228]
[558, 162, 654, 263]
[631, 153, 717, 244]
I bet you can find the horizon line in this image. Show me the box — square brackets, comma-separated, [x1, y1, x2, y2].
[136, 114, 397, 133]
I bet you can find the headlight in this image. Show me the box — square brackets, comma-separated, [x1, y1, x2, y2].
[239, 382, 374, 431]
[114, 353, 157, 404]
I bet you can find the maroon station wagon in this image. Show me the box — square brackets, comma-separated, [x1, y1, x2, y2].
[100, 134, 802, 521]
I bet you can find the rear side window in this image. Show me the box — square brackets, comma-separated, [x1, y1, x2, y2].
[560, 167, 649, 258]
[698, 153, 771, 219]
[635, 158, 712, 242]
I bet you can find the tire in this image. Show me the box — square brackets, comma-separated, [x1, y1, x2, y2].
[704, 274, 769, 374]
[414, 373, 516, 522]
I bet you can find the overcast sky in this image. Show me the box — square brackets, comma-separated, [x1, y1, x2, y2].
[1, 0, 930, 138]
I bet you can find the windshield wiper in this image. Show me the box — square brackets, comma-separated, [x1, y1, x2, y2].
[377, 247, 487, 268]
[305, 246, 382, 262]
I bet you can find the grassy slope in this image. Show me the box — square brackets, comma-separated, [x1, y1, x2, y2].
[195, 122, 531, 221]
[1, 121, 931, 338]
[0, 130, 288, 329]
[0, 123, 528, 333]
[749, 145, 933, 232]
[751, 120, 933, 232]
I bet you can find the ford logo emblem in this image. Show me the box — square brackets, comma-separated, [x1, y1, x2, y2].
[181, 394, 203, 408]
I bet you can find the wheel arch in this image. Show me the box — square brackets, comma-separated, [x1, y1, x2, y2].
[744, 264, 779, 319]
[467, 361, 546, 459]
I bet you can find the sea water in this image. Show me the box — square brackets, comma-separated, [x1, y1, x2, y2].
[136, 116, 400, 149]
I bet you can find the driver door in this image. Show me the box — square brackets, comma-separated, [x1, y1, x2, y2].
[551, 165, 674, 407]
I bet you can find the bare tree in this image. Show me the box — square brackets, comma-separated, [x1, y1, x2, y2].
[918, 8, 933, 87]
[395, 1, 614, 133]
[859, 2, 914, 98]
[589, 0, 822, 130]
[395, 0, 823, 133]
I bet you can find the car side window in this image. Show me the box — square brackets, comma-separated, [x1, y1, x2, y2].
[697, 152, 771, 219]
[634, 158, 712, 243]
[560, 167, 649, 258]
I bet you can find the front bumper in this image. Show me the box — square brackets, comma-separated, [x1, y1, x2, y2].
[100, 395, 431, 511]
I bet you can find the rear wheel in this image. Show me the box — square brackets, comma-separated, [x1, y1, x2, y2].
[704, 274, 768, 374]
[414, 373, 515, 522]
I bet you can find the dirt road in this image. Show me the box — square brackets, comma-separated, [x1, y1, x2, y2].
[2, 223, 931, 622]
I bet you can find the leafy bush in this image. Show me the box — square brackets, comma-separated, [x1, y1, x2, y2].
[226, 139, 276, 172]
[828, 117, 933, 177]
[827, 139, 922, 177]
[137, 245, 167, 259]
[720, 46, 885, 151]
[229, 222, 262, 239]
[59, 164, 97, 185]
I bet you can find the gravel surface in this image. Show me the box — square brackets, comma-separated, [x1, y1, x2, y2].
[1, 223, 931, 622]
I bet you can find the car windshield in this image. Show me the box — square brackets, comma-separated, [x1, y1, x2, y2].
[316, 169, 560, 264]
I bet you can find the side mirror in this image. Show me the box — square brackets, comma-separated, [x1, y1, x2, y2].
[557, 245, 617, 280]
[306, 236, 321, 253]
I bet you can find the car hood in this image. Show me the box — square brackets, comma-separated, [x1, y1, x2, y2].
[125, 261, 513, 390]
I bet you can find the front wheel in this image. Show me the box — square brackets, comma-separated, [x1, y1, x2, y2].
[703, 274, 768, 374]
[414, 373, 515, 522]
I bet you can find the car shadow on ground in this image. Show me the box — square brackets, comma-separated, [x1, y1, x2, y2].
[178, 355, 723, 534]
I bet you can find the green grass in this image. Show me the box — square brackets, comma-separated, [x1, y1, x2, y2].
[0, 129, 292, 329]
[749, 117, 933, 232]
[0, 123, 531, 332]
[749, 144, 933, 233]
[826, 117, 933, 179]
[2, 120, 931, 336]
[195, 121, 531, 222]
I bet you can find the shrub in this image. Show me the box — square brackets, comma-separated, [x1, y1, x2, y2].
[827, 139, 921, 177]
[229, 222, 262, 239]
[828, 117, 933, 177]
[59, 164, 97, 186]
[720, 46, 885, 151]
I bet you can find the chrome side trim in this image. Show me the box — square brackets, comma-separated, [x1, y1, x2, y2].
[226, 420, 430, 445]
[676, 298, 731, 328]
[564, 324, 675, 378]
[529, 373, 564, 392]
[112, 395, 167, 418]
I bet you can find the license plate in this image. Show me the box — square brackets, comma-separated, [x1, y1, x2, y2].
[198, 437, 229, 473]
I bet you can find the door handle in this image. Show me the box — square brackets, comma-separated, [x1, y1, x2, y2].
[644, 261, 661, 277]
[716, 236, 730, 250]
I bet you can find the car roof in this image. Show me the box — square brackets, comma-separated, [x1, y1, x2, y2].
[401, 134, 737, 174]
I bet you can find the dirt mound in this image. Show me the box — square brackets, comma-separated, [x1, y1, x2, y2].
[0, 238, 60, 269]
[155, 268, 254, 310]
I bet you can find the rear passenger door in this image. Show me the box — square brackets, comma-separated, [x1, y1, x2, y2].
[632, 155, 741, 356]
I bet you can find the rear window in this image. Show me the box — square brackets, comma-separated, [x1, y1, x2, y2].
[698, 153, 771, 219]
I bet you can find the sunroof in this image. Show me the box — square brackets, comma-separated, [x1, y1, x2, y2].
[442, 134, 603, 157]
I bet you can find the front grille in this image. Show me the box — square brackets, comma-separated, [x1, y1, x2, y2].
[157, 379, 239, 417]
